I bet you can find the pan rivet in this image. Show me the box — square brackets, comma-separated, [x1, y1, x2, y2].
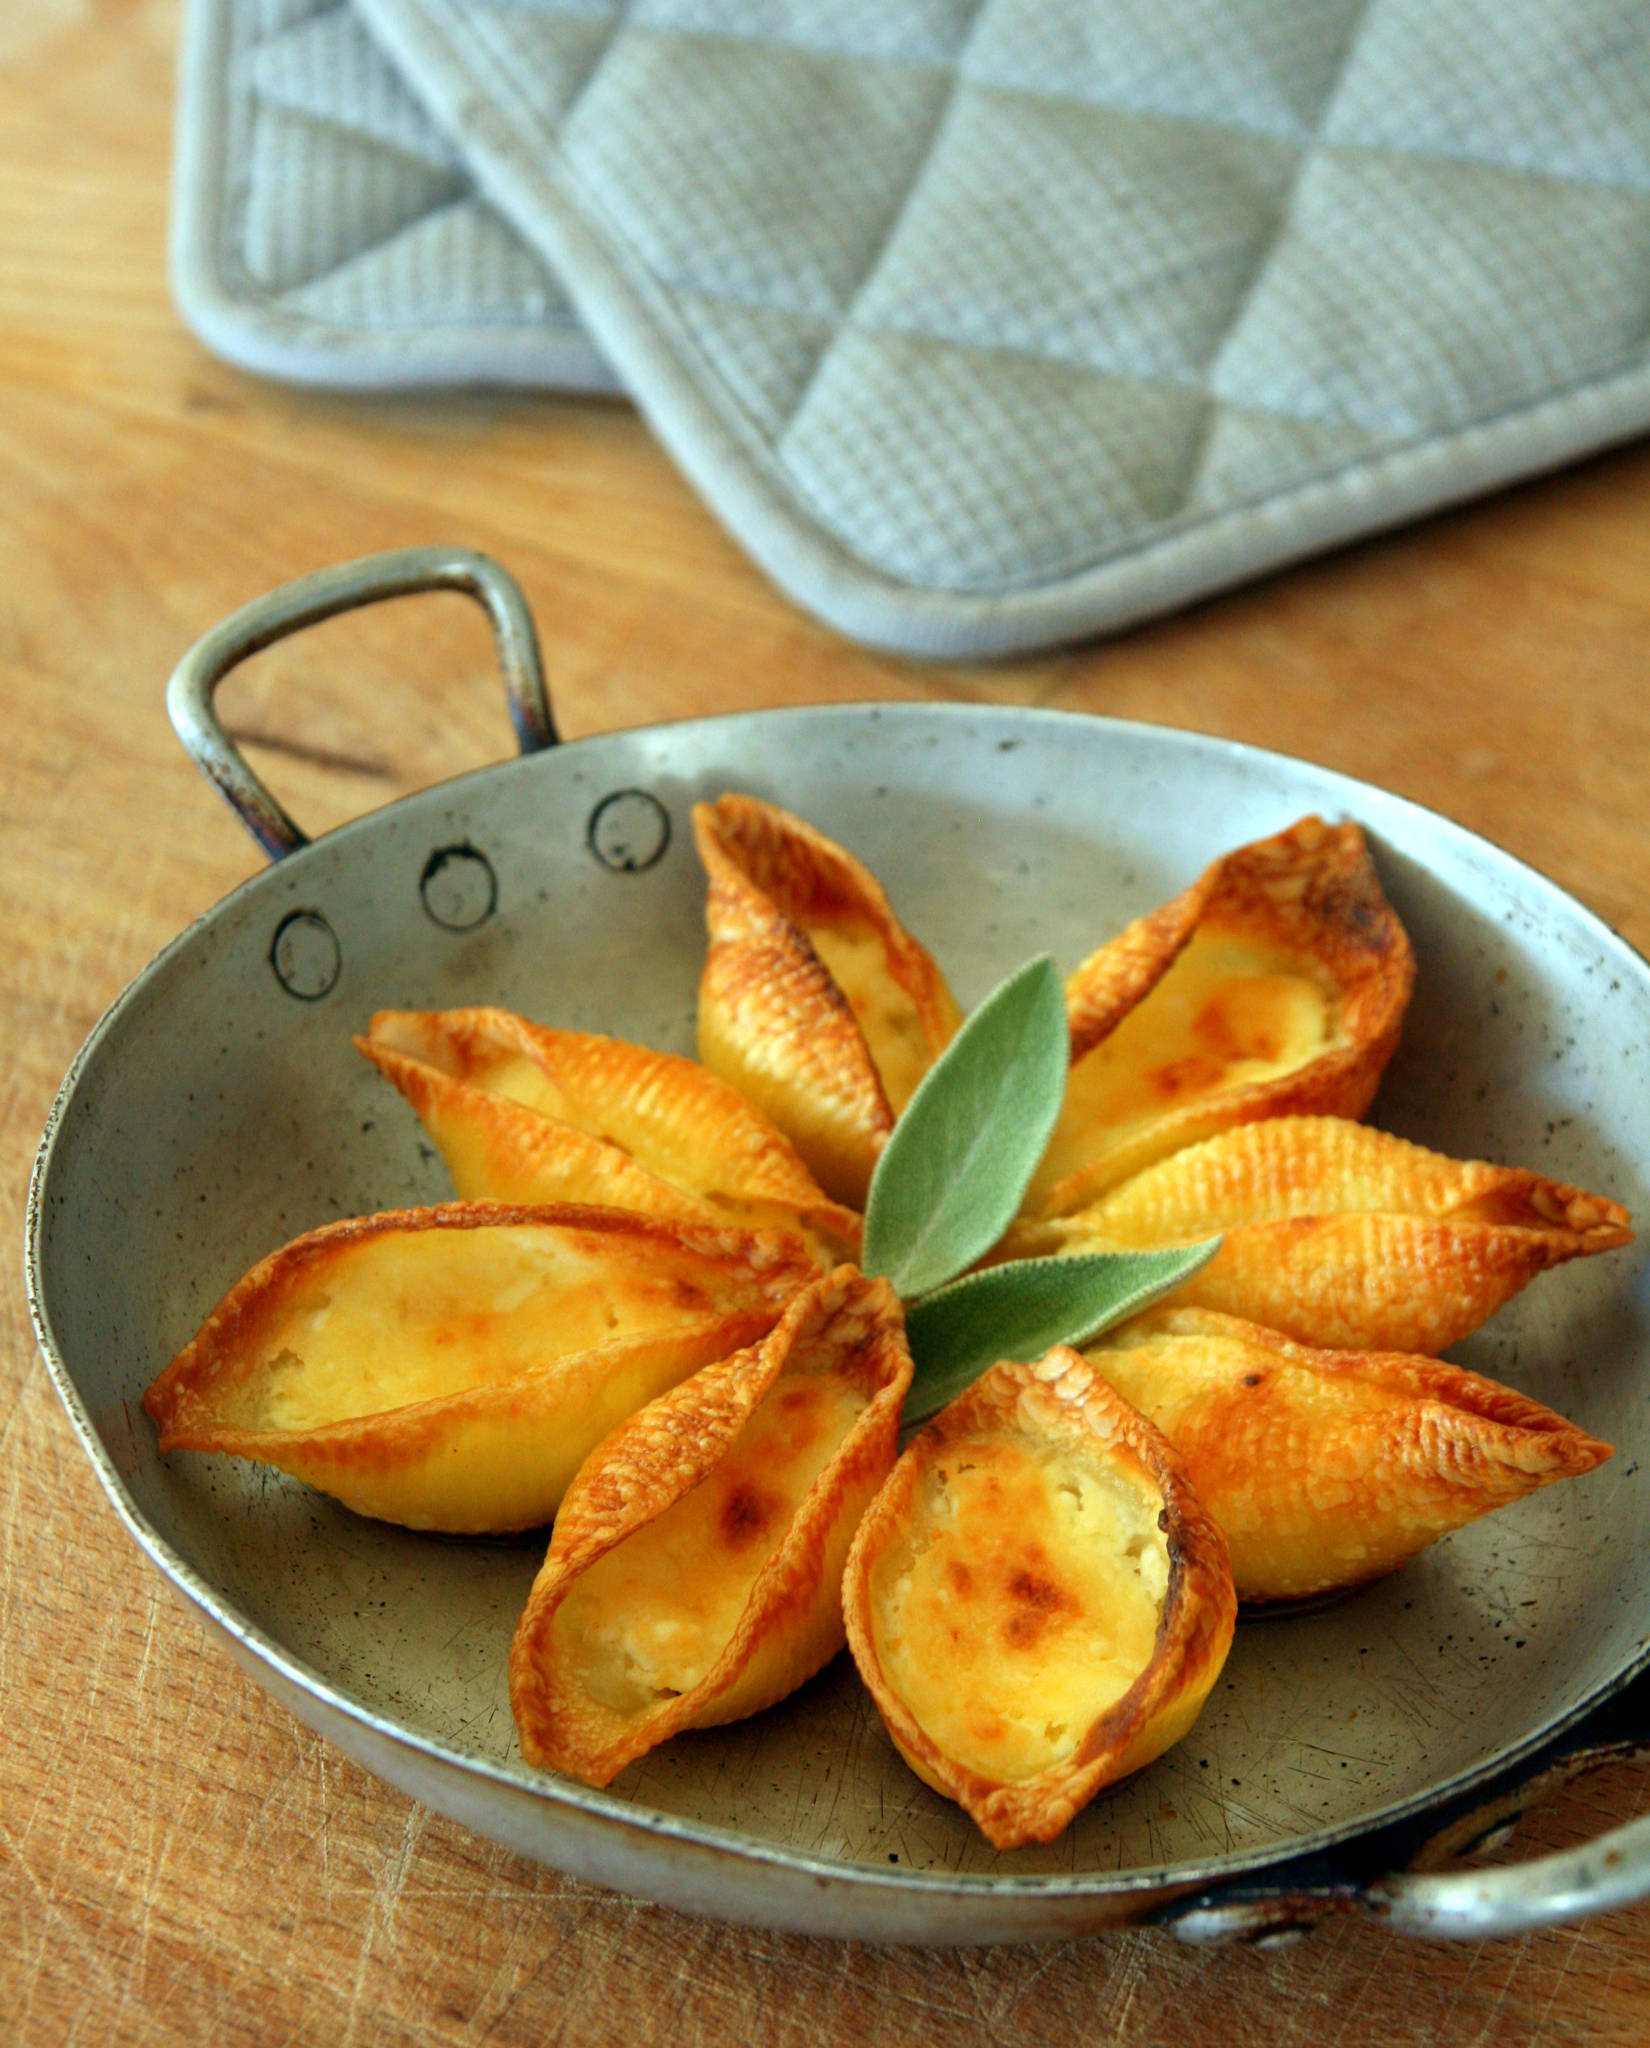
[270, 910, 342, 1000]
[420, 844, 498, 931]
[588, 790, 670, 872]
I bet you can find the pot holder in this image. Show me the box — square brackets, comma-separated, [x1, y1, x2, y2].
[178, 0, 1650, 656]
[171, 0, 614, 390]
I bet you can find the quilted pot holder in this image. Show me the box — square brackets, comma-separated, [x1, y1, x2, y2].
[177, 0, 1650, 656]
[171, 0, 614, 390]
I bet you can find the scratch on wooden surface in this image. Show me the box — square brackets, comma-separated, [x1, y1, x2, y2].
[975, 1939, 1064, 2036]
[379, 1801, 430, 1922]
[127, 1581, 163, 1703]
[335, 1799, 437, 2047]
[1319, 1942, 1395, 2047]
[951, 1946, 1003, 2036]
[339, 1871, 383, 2048]
[1460, 1937, 1528, 2048]
[463, 1897, 545, 2038]
[1099, 1938, 1147, 2039]
[1527, 1933, 1583, 2046]
[1576, 1934, 1646, 2048]
[4, 1808, 140, 2048]
[815, 1946, 959, 2040]
[0, 1385, 40, 1703]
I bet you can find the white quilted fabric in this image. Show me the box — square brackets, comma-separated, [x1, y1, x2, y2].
[172, 0, 613, 388]
[176, 0, 1650, 653]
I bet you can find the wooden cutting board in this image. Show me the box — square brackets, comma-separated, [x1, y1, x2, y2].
[5, 4, 1650, 2042]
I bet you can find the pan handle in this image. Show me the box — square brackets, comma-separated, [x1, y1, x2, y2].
[166, 548, 556, 861]
[1365, 1808, 1650, 1939]
[1164, 1663, 1650, 1943]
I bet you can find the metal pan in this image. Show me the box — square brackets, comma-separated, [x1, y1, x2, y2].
[26, 549, 1650, 1946]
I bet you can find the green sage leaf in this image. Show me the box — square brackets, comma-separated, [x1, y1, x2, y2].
[901, 1240, 1222, 1428]
[861, 954, 1068, 1299]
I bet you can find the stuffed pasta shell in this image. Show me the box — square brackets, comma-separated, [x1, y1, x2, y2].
[1030, 817, 1415, 1215]
[510, 1267, 911, 1784]
[145, 1204, 815, 1533]
[693, 794, 962, 1206]
[1082, 1306, 1612, 1601]
[843, 1348, 1235, 1848]
[357, 1006, 859, 1265]
[1006, 1116, 1631, 1354]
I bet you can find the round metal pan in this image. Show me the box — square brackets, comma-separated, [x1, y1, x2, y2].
[26, 550, 1650, 1945]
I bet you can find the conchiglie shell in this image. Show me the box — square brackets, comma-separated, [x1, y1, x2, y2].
[1031, 817, 1415, 1215]
[1082, 1306, 1612, 1601]
[144, 1204, 816, 1534]
[1010, 1117, 1632, 1354]
[693, 794, 962, 1207]
[510, 1267, 912, 1786]
[843, 1348, 1236, 1849]
[357, 1007, 859, 1265]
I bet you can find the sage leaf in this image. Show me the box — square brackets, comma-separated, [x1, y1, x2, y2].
[862, 955, 1068, 1299]
[901, 1240, 1222, 1429]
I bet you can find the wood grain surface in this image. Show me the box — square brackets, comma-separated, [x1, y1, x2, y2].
[7, 4, 1650, 2042]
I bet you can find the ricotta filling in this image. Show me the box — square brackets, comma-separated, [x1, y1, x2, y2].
[245, 1227, 713, 1431]
[555, 1374, 867, 1714]
[1032, 933, 1335, 1207]
[872, 1436, 1169, 1782]
[807, 920, 932, 1114]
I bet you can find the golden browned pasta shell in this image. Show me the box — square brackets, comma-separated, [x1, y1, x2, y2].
[144, 1204, 816, 1533]
[1012, 1116, 1632, 1354]
[509, 1267, 912, 1785]
[693, 794, 962, 1207]
[1083, 1306, 1612, 1601]
[1032, 817, 1415, 1214]
[357, 1007, 860, 1265]
[842, 1349, 1236, 1849]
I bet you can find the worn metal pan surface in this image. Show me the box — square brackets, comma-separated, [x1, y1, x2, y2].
[26, 550, 1650, 1945]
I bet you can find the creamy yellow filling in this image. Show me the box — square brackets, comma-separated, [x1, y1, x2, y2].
[554, 1374, 867, 1713]
[1033, 935, 1335, 1206]
[244, 1227, 707, 1431]
[466, 1050, 572, 1124]
[808, 920, 932, 1113]
[871, 1436, 1169, 1783]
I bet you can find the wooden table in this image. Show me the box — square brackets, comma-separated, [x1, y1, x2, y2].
[7, 5, 1650, 2041]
